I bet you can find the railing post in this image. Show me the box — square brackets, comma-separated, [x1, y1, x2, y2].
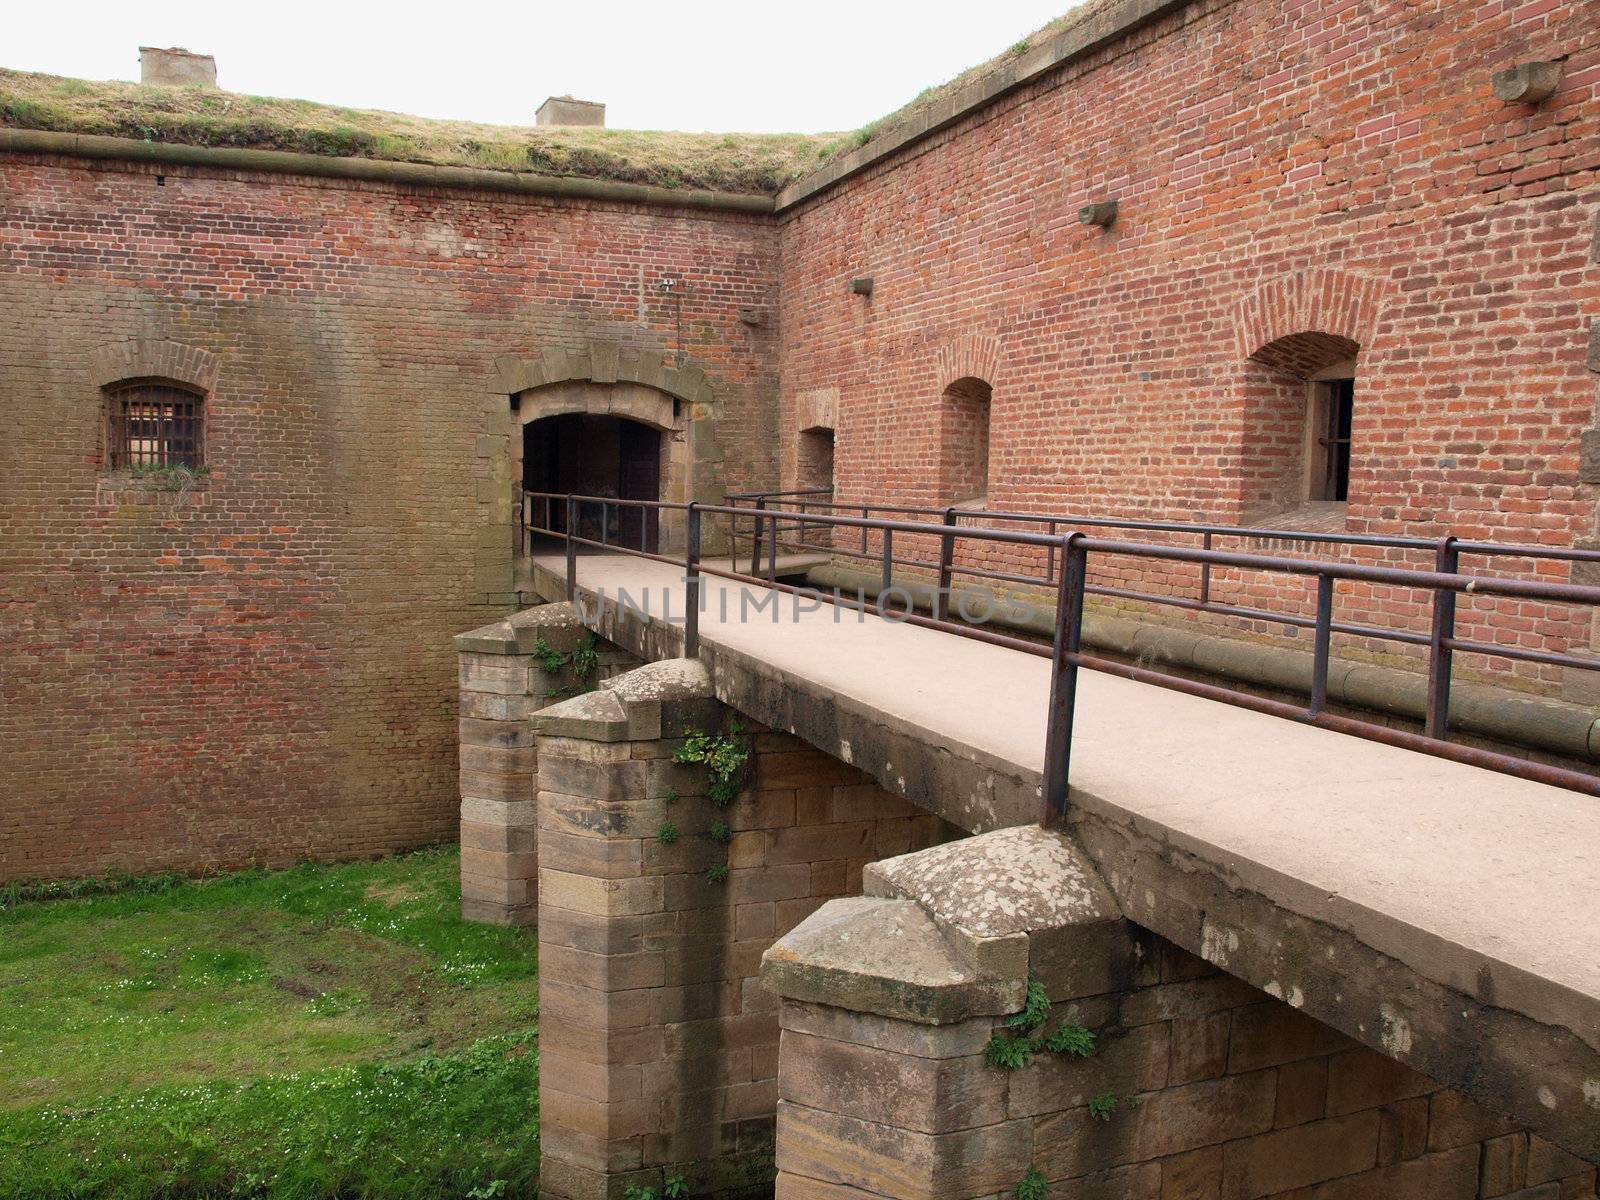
[768, 509, 779, 583]
[1309, 573, 1334, 716]
[880, 527, 895, 601]
[565, 495, 578, 603]
[934, 507, 957, 622]
[748, 497, 765, 576]
[685, 502, 701, 659]
[1426, 536, 1459, 740]
[1041, 533, 1087, 828]
[1200, 531, 1213, 606]
[861, 506, 869, 556]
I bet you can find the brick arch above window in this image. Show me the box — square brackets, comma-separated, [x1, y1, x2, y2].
[934, 332, 1003, 393]
[1249, 331, 1361, 380]
[1232, 268, 1388, 368]
[90, 338, 220, 394]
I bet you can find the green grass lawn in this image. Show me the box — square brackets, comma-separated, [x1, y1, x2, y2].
[0, 848, 539, 1199]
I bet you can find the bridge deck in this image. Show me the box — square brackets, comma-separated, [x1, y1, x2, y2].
[532, 550, 1600, 1148]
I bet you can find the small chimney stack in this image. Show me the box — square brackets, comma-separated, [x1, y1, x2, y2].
[536, 95, 605, 127]
[139, 47, 217, 88]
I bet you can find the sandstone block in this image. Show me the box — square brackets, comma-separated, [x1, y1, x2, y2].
[775, 1100, 1028, 1199]
[1325, 1046, 1437, 1116]
[1035, 1071, 1276, 1177]
[778, 1030, 1006, 1134]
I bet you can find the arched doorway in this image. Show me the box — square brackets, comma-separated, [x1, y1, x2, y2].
[523, 412, 663, 552]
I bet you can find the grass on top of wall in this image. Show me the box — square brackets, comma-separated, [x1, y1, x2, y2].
[0, 847, 540, 1200]
[0, 67, 840, 194]
[811, 0, 1120, 162]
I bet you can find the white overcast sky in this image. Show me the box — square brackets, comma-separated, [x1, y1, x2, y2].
[6, 1, 1081, 134]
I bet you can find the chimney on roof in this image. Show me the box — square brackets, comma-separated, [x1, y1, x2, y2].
[139, 47, 217, 88]
[536, 95, 605, 127]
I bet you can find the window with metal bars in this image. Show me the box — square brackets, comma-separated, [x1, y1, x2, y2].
[106, 382, 204, 469]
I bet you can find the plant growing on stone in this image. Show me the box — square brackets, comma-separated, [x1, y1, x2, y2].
[673, 719, 749, 882]
[124, 462, 211, 495]
[533, 630, 601, 690]
[986, 977, 1098, 1070]
[984, 1032, 1035, 1070]
[624, 1174, 686, 1200]
[1007, 979, 1051, 1032]
[673, 718, 749, 807]
[1088, 1092, 1118, 1122]
[656, 821, 678, 845]
[570, 629, 600, 681]
[1040, 1022, 1095, 1058]
[1013, 1167, 1047, 1200]
[532, 636, 568, 675]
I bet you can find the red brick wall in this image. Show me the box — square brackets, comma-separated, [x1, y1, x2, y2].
[776, 0, 1600, 687]
[0, 153, 778, 881]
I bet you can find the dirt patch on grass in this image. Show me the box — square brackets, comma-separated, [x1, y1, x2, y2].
[363, 881, 426, 907]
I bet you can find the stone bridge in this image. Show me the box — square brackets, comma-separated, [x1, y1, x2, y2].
[455, 554, 1600, 1200]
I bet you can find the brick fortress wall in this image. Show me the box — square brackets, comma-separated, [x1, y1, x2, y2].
[775, 0, 1600, 693]
[0, 153, 779, 881]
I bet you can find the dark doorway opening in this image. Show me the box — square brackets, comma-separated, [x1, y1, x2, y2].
[523, 414, 662, 552]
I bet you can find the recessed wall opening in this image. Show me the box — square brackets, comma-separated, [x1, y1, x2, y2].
[523, 413, 662, 552]
[1241, 332, 1359, 525]
[939, 376, 992, 505]
[797, 427, 835, 493]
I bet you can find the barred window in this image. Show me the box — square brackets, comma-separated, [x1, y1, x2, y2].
[107, 382, 204, 469]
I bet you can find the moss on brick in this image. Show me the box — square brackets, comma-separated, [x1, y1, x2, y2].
[0, 67, 839, 195]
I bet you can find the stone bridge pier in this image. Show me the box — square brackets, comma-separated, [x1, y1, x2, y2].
[763, 828, 1598, 1200]
[455, 597, 1600, 1199]
[527, 657, 952, 1199]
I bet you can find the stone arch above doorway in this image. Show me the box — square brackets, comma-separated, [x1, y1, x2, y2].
[514, 381, 690, 556]
[515, 379, 681, 434]
[491, 339, 718, 413]
[476, 341, 727, 600]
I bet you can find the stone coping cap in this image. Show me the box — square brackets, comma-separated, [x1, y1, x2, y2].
[530, 688, 630, 741]
[600, 657, 713, 703]
[532, 658, 722, 742]
[454, 601, 582, 653]
[866, 825, 1121, 940]
[761, 896, 1024, 1025]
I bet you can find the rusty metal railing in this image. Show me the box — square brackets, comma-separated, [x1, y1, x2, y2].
[725, 488, 834, 574]
[519, 489, 1600, 819]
